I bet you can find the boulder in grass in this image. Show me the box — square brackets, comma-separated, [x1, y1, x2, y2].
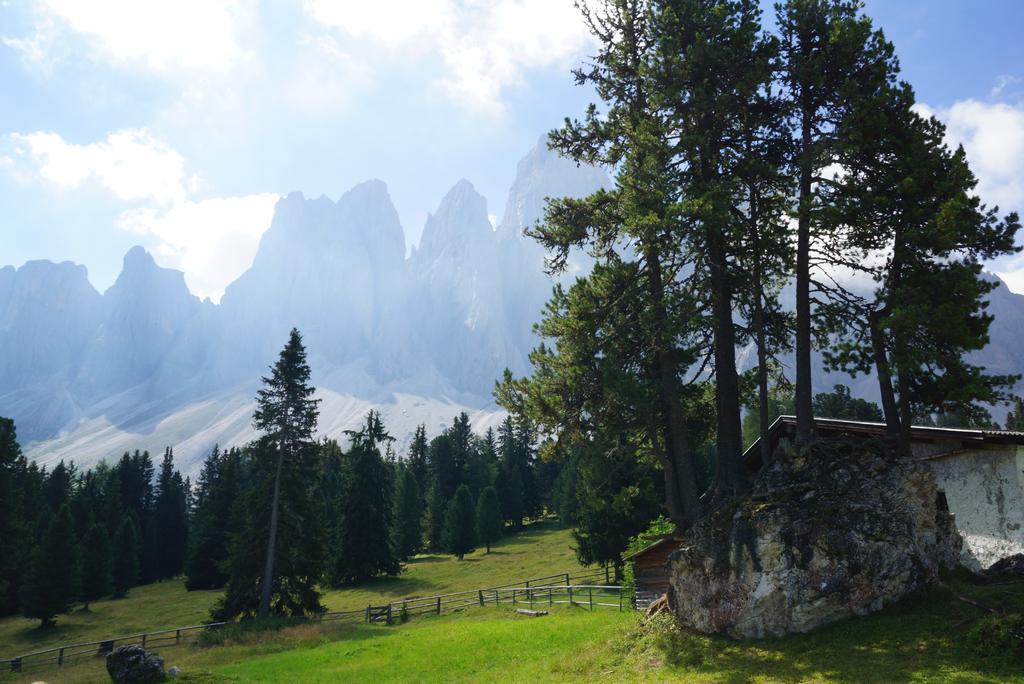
[105, 645, 166, 683]
[667, 439, 962, 639]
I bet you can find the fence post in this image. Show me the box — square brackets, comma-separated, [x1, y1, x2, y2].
[529, 588, 534, 609]
[387, 605, 393, 625]
[478, 590, 484, 606]
[565, 573, 570, 586]
[366, 605, 371, 623]
[11, 657, 21, 673]
[141, 633, 147, 649]
[176, 629, 181, 645]
[495, 589, 500, 606]
[58, 647, 64, 666]
[512, 589, 517, 605]
[619, 587, 623, 612]
[436, 596, 441, 615]
[548, 587, 553, 606]
[568, 586, 573, 606]
[605, 563, 610, 584]
[589, 587, 594, 611]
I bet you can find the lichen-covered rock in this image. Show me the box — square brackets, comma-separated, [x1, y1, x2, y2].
[667, 439, 962, 639]
[105, 645, 166, 683]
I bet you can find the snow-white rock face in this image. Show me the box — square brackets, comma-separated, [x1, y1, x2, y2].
[3, 140, 612, 475]
[410, 179, 521, 397]
[0, 260, 103, 442]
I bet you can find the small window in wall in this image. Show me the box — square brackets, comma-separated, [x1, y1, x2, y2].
[936, 490, 949, 513]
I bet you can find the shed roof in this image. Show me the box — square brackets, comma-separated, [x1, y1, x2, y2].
[743, 415, 1024, 471]
[624, 534, 683, 561]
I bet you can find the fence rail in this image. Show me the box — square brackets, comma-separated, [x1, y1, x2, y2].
[3, 568, 623, 674]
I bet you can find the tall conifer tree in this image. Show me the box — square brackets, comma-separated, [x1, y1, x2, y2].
[443, 484, 476, 560]
[80, 523, 113, 610]
[22, 504, 80, 627]
[112, 515, 140, 598]
[475, 487, 502, 554]
[330, 411, 401, 584]
[216, 329, 325, 619]
[392, 468, 423, 560]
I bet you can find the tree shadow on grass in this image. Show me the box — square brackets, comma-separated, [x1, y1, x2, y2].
[651, 585, 1024, 683]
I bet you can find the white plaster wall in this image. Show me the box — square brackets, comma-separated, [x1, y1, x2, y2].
[924, 446, 1024, 570]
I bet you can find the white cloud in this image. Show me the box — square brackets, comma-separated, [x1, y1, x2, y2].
[5, 127, 278, 300]
[11, 129, 191, 205]
[7, 0, 249, 74]
[118, 193, 279, 301]
[284, 34, 374, 113]
[915, 99, 1024, 215]
[917, 97, 1024, 296]
[302, 0, 451, 46]
[303, 0, 593, 112]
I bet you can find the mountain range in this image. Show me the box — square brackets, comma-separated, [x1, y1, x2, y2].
[0, 139, 609, 474]
[3, 139, 1023, 476]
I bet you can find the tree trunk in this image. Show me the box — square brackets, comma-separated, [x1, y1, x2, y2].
[708, 230, 744, 498]
[644, 242, 702, 528]
[258, 448, 285, 618]
[755, 299, 772, 467]
[795, 108, 815, 445]
[896, 369, 913, 457]
[869, 308, 900, 437]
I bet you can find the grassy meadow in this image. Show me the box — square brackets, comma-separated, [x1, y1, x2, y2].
[0, 520, 584, 658]
[2, 521, 1023, 683]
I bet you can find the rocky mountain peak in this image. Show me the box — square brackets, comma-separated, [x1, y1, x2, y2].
[498, 136, 610, 240]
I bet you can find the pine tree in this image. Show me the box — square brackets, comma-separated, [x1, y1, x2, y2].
[79, 523, 113, 610]
[424, 478, 445, 552]
[215, 438, 326, 620]
[185, 446, 241, 590]
[500, 0, 707, 528]
[330, 411, 401, 584]
[153, 447, 189, 580]
[776, 0, 899, 443]
[112, 515, 140, 598]
[406, 424, 429, 494]
[443, 485, 475, 560]
[392, 468, 422, 560]
[0, 417, 24, 616]
[1006, 397, 1024, 431]
[571, 437, 661, 578]
[811, 385, 883, 422]
[21, 504, 80, 627]
[475, 487, 502, 554]
[216, 329, 325, 620]
[495, 461, 523, 530]
[823, 83, 1020, 452]
[427, 433, 459, 501]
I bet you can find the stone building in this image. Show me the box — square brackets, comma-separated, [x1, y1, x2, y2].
[627, 415, 1024, 596]
[747, 416, 1024, 570]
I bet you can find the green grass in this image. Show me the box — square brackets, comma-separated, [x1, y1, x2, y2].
[0, 520, 584, 657]
[17, 580, 1024, 684]
[3, 521, 1023, 683]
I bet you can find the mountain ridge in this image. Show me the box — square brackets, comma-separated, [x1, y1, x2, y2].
[4, 139, 1023, 476]
[2, 139, 611, 474]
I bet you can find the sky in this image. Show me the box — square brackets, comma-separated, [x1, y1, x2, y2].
[0, 0, 1022, 302]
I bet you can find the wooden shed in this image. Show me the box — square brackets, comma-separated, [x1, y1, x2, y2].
[626, 534, 684, 609]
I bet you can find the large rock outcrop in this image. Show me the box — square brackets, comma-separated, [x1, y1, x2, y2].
[667, 439, 962, 639]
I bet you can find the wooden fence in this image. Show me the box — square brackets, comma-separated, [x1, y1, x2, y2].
[3, 568, 623, 674]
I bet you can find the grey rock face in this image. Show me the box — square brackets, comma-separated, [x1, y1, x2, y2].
[105, 645, 166, 683]
[667, 439, 962, 639]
